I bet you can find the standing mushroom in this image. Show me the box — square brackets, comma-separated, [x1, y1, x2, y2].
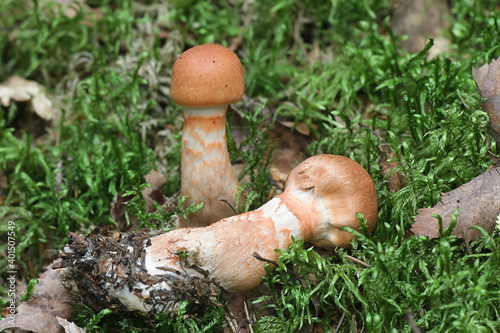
[170, 44, 244, 228]
[56, 155, 378, 316]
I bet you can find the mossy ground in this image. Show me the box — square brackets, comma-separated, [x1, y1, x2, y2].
[1, 0, 499, 332]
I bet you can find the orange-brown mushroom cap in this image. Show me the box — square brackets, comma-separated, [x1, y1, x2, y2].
[171, 44, 245, 107]
[284, 154, 378, 248]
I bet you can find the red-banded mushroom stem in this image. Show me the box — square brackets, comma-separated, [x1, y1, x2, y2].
[56, 155, 377, 317]
[170, 44, 244, 228]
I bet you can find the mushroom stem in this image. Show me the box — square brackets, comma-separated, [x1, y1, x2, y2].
[147, 195, 307, 292]
[179, 105, 239, 228]
[170, 44, 245, 227]
[56, 155, 378, 317]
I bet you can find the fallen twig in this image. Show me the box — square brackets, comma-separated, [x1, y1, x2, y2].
[220, 196, 239, 215]
[405, 310, 422, 333]
[346, 255, 371, 268]
[333, 311, 346, 333]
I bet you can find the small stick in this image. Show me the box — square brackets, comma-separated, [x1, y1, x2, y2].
[235, 302, 254, 333]
[463, 231, 478, 266]
[463, 231, 473, 256]
[345, 255, 371, 268]
[456, 88, 470, 110]
[236, 320, 246, 333]
[333, 311, 346, 333]
[358, 122, 388, 144]
[225, 313, 238, 333]
[220, 196, 239, 215]
[244, 301, 254, 333]
[405, 310, 422, 333]
[252, 252, 278, 266]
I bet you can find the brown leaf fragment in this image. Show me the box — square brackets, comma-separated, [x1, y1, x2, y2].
[0, 264, 74, 333]
[142, 169, 167, 213]
[0, 76, 56, 121]
[112, 170, 170, 231]
[379, 143, 406, 192]
[411, 167, 500, 241]
[472, 57, 500, 144]
[472, 57, 500, 98]
[56, 317, 86, 333]
[144, 169, 167, 189]
[111, 194, 140, 232]
[488, 151, 500, 168]
[279, 120, 312, 136]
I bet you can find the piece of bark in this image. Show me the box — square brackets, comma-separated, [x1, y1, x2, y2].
[411, 167, 500, 241]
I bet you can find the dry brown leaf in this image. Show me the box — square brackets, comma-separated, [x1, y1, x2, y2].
[411, 167, 500, 241]
[111, 194, 140, 231]
[56, 317, 86, 333]
[279, 120, 312, 136]
[0, 76, 56, 121]
[0, 264, 73, 333]
[472, 57, 500, 144]
[472, 57, 500, 98]
[142, 169, 167, 213]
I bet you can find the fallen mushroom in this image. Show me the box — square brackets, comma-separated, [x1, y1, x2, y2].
[170, 44, 244, 228]
[55, 155, 377, 317]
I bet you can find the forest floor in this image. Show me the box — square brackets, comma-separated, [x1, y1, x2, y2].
[1, 0, 500, 332]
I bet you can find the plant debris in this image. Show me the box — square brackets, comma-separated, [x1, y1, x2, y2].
[111, 170, 170, 231]
[54, 227, 222, 320]
[472, 56, 500, 145]
[0, 76, 57, 121]
[0, 265, 73, 333]
[379, 143, 406, 193]
[411, 167, 500, 241]
[56, 317, 86, 333]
